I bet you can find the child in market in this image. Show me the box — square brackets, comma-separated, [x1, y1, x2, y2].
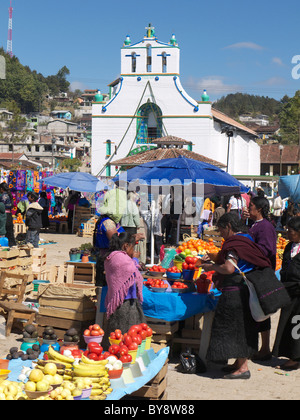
[25, 191, 43, 248]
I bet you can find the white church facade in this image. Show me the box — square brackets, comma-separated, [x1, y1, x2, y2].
[92, 24, 259, 177]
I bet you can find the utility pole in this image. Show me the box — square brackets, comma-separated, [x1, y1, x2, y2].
[7, 1, 13, 58]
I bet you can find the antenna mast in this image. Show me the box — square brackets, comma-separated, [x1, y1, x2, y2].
[7, 1, 13, 57]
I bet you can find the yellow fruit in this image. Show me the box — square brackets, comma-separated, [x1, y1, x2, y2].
[29, 369, 44, 383]
[25, 381, 36, 392]
[44, 362, 57, 376]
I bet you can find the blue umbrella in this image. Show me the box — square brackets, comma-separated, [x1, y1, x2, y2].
[279, 175, 300, 202]
[40, 172, 109, 193]
[113, 156, 248, 198]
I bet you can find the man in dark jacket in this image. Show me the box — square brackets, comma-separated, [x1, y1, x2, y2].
[25, 192, 43, 248]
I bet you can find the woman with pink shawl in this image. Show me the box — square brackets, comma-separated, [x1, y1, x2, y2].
[102, 232, 145, 349]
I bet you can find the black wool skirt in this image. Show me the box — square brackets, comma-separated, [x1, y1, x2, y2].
[102, 299, 146, 350]
[207, 273, 258, 362]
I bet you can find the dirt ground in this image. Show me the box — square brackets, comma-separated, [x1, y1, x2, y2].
[0, 232, 299, 400]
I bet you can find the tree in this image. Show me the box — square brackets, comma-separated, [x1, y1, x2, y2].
[279, 91, 300, 144]
[58, 158, 81, 172]
[2, 112, 32, 164]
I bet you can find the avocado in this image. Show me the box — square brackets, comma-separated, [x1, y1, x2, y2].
[21, 354, 29, 361]
[12, 352, 19, 359]
[72, 335, 79, 342]
[50, 334, 57, 340]
[6, 354, 12, 360]
[32, 344, 40, 352]
[24, 324, 36, 334]
[44, 326, 54, 335]
[31, 331, 38, 338]
[23, 331, 31, 338]
[64, 335, 73, 342]
[28, 353, 37, 360]
[26, 348, 34, 355]
[66, 328, 78, 337]
[9, 347, 18, 354]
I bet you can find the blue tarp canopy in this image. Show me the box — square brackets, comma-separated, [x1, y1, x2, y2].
[40, 172, 109, 193]
[279, 175, 300, 202]
[113, 156, 248, 198]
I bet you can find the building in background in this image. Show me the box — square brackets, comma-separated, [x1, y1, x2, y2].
[92, 24, 259, 177]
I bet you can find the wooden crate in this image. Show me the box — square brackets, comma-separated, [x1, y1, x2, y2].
[146, 317, 179, 350]
[77, 221, 96, 238]
[128, 360, 168, 400]
[14, 223, 27, 235]
[65, 261, 96, 284]
[37, 283, 97, 322]
[202, 228, 223, 247]
[32, 248, 47, 274]
[73, 207, 92, 231]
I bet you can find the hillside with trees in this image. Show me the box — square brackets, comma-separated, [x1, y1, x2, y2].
[213, 92, 284, 121]
[0, 48, 70, 114]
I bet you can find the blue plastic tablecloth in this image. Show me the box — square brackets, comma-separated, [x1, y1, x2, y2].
[7, 347, 170, 401]
[100, 286, 220, 322]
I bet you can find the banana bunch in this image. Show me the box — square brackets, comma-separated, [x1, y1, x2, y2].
[80, 354, 108, 366]
[73, 363, 107, 378]
[46, 346, 74, 369]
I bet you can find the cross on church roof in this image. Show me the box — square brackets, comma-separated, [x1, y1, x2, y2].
[145, 23, 155, 38]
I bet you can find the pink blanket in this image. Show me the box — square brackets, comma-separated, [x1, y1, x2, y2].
[104, 251, 143, 319]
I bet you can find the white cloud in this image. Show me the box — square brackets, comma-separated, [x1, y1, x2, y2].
[224, 42, 265, 51]
[186, 76, 241, 95]
[272, 57, 284, 66]
[257, 76, 287, 86]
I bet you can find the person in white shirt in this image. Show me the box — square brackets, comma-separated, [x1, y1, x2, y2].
[227, 194, 246, 219]
[273, 192, 283, 230]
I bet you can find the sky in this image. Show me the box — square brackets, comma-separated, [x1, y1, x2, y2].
[0, 0, 300, 103]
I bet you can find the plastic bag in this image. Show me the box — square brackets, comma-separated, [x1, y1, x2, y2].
[179, 349, 206, 374]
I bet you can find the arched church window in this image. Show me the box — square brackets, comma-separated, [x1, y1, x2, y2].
[147, 44, 152, 72]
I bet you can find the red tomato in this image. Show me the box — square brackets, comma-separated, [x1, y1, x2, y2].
[114, 329, 122, 339]
[97, 354, 105, 360]
[119, 345, 129, 356]
[120, 355, 131, 363]
[92, 324, 101, 331]
[182, 262, 188, 270]
[140, 330, 147, 340]
[87, 352, 98, 360]
[126, 353, 132, 362]
[128, 342, 138, 350]
[128, 326, 139, 337]
[84, 329, 90, 336]
[108, 344, 120, 355]
[110, 332, 116, 339]
[103, 351, 111, 359]
[185, 256, 194, 264]
[88, 342, 101, 351]
[91, 330, 101, 336]
[132, 334, 142, 345]
[72, 350, 82, 358]
[140, 323, 148, 331]
[146, 327, 153, 337]
[188, 264, 195, 270]
[92, 346, 103, 356]
[124, 335, 132, 347]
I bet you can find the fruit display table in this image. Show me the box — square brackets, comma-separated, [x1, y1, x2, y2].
[6, 347, 170, 401]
